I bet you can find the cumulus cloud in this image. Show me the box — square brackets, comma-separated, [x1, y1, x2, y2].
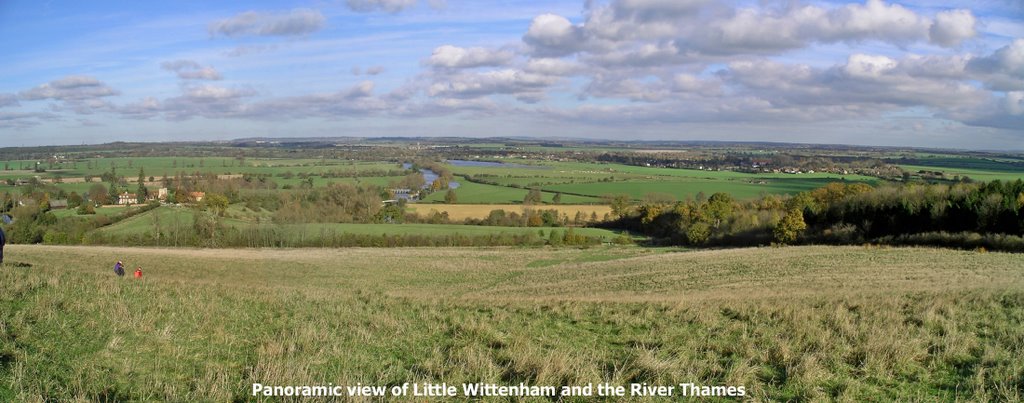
[15, 1, 1019, 145]
[523, 14, 590, 57]
[161, 60, 223, 80]
[427, 69, 559, 101]
[930, 9, 977, 47]
[967, 39, 1024, 91]
[346, 0, 418, 13]
[427, 45, 515, 69]
[524, 58, 583, 76]
[524, 0, 977, 62]
[209, 9, 325, 38]
[19, 76, 119, 101]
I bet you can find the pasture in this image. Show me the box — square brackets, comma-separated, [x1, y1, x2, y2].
[445, 160, 879, 201]
[1, 245, 1021, 401]
[93, 206, 624, 242]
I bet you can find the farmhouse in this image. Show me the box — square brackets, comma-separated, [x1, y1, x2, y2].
[48, 199, 69, 210]
[117, 192, 137, 205]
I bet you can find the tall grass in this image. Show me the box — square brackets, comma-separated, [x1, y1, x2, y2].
[0, 245, 1021, 401]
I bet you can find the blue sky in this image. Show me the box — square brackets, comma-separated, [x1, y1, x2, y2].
[1, 0, 1021, 149]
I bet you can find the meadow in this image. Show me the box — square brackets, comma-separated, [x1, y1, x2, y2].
[1, 245, 1021, 401]
[444, 160, 879, 202]
[92, 206, 625, 242]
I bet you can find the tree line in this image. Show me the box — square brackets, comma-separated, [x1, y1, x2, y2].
[606, 179, 1024, 251]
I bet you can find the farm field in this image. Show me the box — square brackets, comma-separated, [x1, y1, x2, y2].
[407, 204, 613, 221]
[93, 206, 624, 240]
[445, 160, 880, 201]
[0, 157, 409, 195]
[900, 164, 1024, 182]
[1, 245, 1021, 401]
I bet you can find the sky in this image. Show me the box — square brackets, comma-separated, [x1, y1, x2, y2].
[0, 0, 1022, 150]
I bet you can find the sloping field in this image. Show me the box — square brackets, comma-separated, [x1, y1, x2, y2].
[1, 245, 1022, 401]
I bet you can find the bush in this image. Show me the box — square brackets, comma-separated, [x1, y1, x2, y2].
[77, 204, 96, 215]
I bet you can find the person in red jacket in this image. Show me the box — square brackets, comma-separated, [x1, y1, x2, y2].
[133, 267, 142, 278]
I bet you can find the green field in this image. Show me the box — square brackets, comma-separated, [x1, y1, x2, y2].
[445, 161, 879, 201]
[900, 164, 1024, 182]
[96, 206, 623, 240]
[0, 157, 408, 196]
[1, 245, 1021, 401]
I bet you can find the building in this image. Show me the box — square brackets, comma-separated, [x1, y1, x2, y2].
[189, 192, 205, 203]
[48, 199, 69, 210]
[117, 192, 137, 205]
[157, 188, 169, 201]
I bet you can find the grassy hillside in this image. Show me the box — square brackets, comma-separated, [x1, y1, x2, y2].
[1, 245, 1022, 401]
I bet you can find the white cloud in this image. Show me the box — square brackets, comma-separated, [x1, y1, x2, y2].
[843, 54, 898, 78]
[209, 9, 325, 38]
[967, 39, 1024, 91]
[929, 9, 977, 46]
[523, 14, 588, 57]
[346, 0, 418, 13]
[427, 69, 559, 100]
[524, 58, 582, 76]
[161, 60, 223, 80]
[427, 45, 515, 69]
[20, 76, 119, 101]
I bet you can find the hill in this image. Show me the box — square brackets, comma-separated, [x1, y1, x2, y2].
[1, 245, 1021, 401]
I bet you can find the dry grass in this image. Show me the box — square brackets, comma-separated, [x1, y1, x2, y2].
[1, 245, 1022, 401]
[407, 203, 612, 221]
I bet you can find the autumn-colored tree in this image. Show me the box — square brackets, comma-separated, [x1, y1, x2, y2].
[524, 188, 543, 205]
[204, 193, 230, 216]
[774, 208, 806, 244]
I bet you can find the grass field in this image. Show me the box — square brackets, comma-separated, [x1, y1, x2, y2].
[900, 164, 1024, 182]
[407, 204, 613, 221]
[95, 206, 624, 241]
[1, 245, 1021, 401]
[445, 161, 879, 201]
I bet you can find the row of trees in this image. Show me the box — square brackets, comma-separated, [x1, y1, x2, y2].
[608, 180, 1024, 251]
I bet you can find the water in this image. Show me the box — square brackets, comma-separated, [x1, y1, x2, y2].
[401, 163, 460, 190]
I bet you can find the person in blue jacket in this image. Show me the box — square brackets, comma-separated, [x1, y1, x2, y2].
[113, 260, 125, 276]
[0, 226, 6, 265]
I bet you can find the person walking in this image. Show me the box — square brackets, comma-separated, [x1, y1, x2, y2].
[0, 226, 6, 266]
[114, 260, 125, 276]
[133, 267, 142, 278]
